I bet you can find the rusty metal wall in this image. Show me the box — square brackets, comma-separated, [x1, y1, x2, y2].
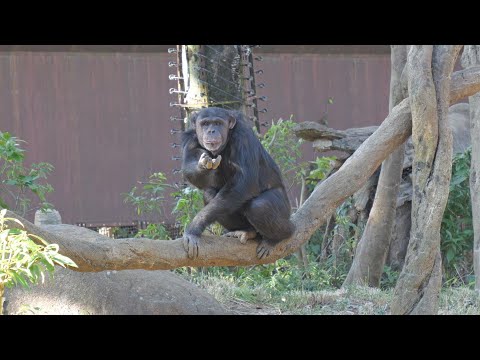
[0, 51, 178, 224]
[257, 53, 391, 130]
[0, 48, 391, 225]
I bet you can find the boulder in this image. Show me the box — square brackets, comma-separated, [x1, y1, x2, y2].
[4, 221, 227, 315]
[4, 268, 227, 315]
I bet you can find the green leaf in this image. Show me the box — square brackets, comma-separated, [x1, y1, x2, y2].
[446, 249, 455, 263]
[0, 197, 9, 209]
[52, 253, 78, 268]
[28, 233, 49, 245]
[4, 217, 24, 228]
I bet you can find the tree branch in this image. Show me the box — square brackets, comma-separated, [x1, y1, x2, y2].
[4, 65, 480, 272]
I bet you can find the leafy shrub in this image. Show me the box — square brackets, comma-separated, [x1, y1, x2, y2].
[136, 223, 171, 240]
[123, 172, 170, 217]
[441, 147, 473, 285]
[123, 172, 172, 240]
[171, 186, 204, 235]
[0, 209, 77, 314]
[0, 131, 54, 216]
[258, 117, 306, 190]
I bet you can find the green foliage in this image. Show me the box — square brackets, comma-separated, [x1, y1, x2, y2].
[123, 172, 171, 217]
[0, 132, 54, 216]
[380, 265, 399, 290]
[171, 186, 204, 235]
[305, 156, 337, 193]
[123, 171, 208, 239]
[441, 147, 473, 285]
[111, 226, 135, 239]
[254, 116, 336, 208]
[136, 223, 171, 240]
[0, 209, 77, 290]
[176, 255, 337, 299]
[257, 117, 307, 189]
[122, 172, 173, 240]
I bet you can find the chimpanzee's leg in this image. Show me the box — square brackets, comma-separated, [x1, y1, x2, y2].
[245, 188, 295, 259]
[204, 187, 256, 243]
[217, 212, 256, 238]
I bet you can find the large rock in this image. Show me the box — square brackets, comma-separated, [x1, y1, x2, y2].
[34, 209, 62, 225]
[4, 268, 227, 315]
[4, 222, 227, 315]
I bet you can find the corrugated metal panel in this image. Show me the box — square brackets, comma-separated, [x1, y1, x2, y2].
[257, 53, 390, 129]
[0, 45, 390, 54]
[0, 49, 391, 225]
[0, 52, 179, 224]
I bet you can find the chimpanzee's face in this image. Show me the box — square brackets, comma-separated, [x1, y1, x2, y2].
[195, 115, 236, 155]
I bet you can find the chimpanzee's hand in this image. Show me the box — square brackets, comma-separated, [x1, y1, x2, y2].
[198, 153, 222, 170]
[183, 230, 201, 259]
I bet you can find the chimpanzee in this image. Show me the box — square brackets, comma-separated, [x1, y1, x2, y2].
[181, 107, 295, 259]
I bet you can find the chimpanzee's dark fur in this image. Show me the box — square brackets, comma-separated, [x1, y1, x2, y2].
[181, 107, 294, 259]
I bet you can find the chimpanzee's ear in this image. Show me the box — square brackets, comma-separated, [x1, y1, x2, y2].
[227, 111, 238, 129]
[228, 115, 237, 129]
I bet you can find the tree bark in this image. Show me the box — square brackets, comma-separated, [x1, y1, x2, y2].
[461, 46, 480, 291]
[183, 45, 245, 121]
[391, 45, 462, 315]
[344, 45, 408, 287]
[203, 45, 244, 111]
[2, 63, 480, 273]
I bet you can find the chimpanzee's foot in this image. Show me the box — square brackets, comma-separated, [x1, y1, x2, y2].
[256, 239, 276, 259]
[224, 230, 257, 244]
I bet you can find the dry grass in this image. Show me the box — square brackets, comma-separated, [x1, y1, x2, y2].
[192, 274, 480, 315]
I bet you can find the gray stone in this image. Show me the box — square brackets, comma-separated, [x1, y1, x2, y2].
[4, 268, 227, 315]
[34, 209, 62, 225]
[2, 220, 227, 314]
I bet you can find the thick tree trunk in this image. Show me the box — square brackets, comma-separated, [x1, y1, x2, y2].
[391, 45, 462, 315]
[2, 63, 480, 273]
[344, 45, 408, 287]
[184, 45, 208, 114]
[461, 46, 480, 291]
[183, 45, 245, 121]
[203, 45, 244, 110]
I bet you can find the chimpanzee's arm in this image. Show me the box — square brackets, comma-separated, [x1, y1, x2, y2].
[181, 131, 221, 189]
